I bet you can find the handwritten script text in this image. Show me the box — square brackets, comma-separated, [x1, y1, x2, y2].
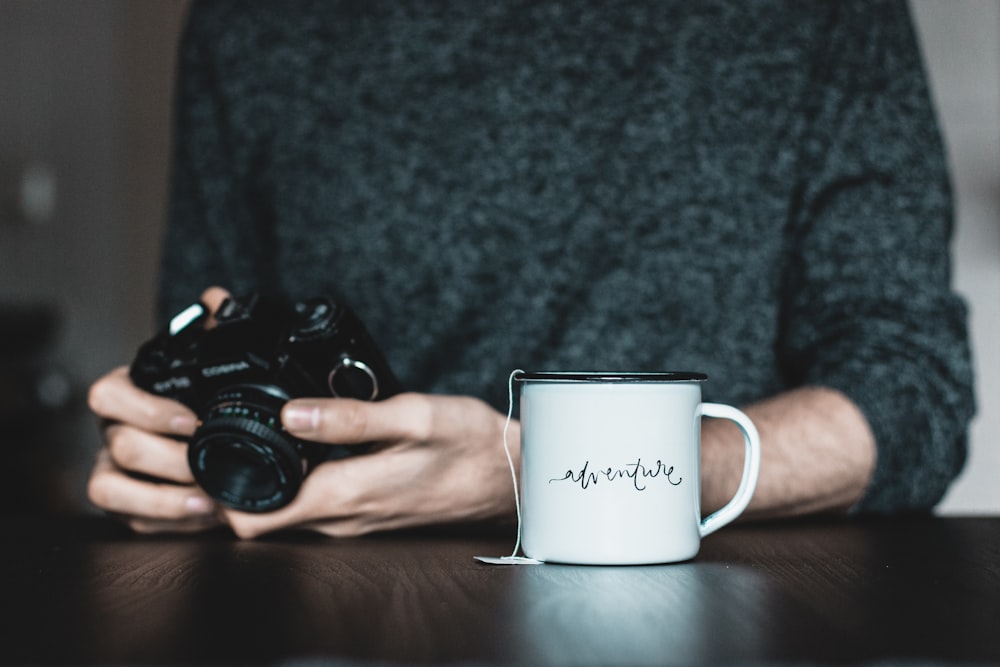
[549, 459, 683, 492]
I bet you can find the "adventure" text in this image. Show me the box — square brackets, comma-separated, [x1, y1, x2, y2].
[548, 459, 683, 492]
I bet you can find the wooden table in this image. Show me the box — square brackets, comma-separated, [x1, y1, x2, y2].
[0, 513, 997, 665]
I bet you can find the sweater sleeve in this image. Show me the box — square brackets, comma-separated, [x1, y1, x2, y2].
[777, 1, 976, 512]
[156, 1, 275, 324]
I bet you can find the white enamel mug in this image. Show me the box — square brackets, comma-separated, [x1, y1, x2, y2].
[516, 372, 760, 565]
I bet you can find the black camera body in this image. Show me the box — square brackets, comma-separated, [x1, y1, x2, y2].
[130, 293, 400, 513]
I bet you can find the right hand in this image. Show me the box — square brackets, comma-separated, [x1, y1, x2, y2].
[85, 288, 231, 533]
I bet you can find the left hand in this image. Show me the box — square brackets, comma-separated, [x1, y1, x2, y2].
[222, 392, 520, 539]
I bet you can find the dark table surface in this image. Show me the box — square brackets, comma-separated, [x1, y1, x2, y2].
[0, 513, 997, 666]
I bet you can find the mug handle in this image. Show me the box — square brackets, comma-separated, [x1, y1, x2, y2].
[697, 403, 762, 538]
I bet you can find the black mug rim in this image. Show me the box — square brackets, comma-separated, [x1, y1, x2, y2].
[514, 371, 708, 383]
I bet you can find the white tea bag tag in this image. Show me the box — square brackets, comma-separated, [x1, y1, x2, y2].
[473, 370, 545, 566]
[474, 555, 543, 565]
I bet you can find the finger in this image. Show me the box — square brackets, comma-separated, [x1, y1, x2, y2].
[200, 286, 231, 312]
[281, 393, 433, 445]
[88, 449, 216, 520]
[199, 286, 232, 328]
[105, 423, 195, 483]
[88, 367, 197, 436]
[193, 286, 232, 329]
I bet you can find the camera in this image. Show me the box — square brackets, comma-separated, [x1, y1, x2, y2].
[129, 293, 400, 513]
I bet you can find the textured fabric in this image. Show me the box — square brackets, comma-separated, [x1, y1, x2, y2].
[159, 0, 976, 512]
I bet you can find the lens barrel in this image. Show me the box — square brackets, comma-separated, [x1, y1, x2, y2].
[188, 386, 303, 513]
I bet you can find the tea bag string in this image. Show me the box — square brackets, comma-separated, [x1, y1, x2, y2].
[474, 369, 542, 564]
[502, 368, 525, 558]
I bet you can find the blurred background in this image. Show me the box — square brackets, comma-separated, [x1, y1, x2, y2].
[0, 1, 997, 516]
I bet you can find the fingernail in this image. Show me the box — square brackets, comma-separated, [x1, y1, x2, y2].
[170, 414, 197, 434]
[185, 495, 212, 515]
[283, 404, 319, 433]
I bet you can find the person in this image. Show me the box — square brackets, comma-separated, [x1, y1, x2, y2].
[86, 0, 975, 539]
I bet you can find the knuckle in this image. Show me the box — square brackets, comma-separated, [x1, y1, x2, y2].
[87, 367, 127, 416]
[106, 428, 141, 470]
[395, 393, 434, 441]
[336, 400, 372, 441]
[86, 472, 136, 517]
[87, 379, 109, 415]
[86, 471, 114, 510]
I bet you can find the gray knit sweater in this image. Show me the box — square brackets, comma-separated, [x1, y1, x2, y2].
[159, 0, 975, 512]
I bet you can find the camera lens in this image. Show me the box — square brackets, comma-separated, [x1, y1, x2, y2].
[188, 386, 304, 513]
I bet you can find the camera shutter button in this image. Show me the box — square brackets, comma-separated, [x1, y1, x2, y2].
[328, 357, 379, 400]
[292, 298, 337, 340]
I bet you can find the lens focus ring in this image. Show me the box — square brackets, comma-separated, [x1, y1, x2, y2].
[189, 415, 303, 513]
